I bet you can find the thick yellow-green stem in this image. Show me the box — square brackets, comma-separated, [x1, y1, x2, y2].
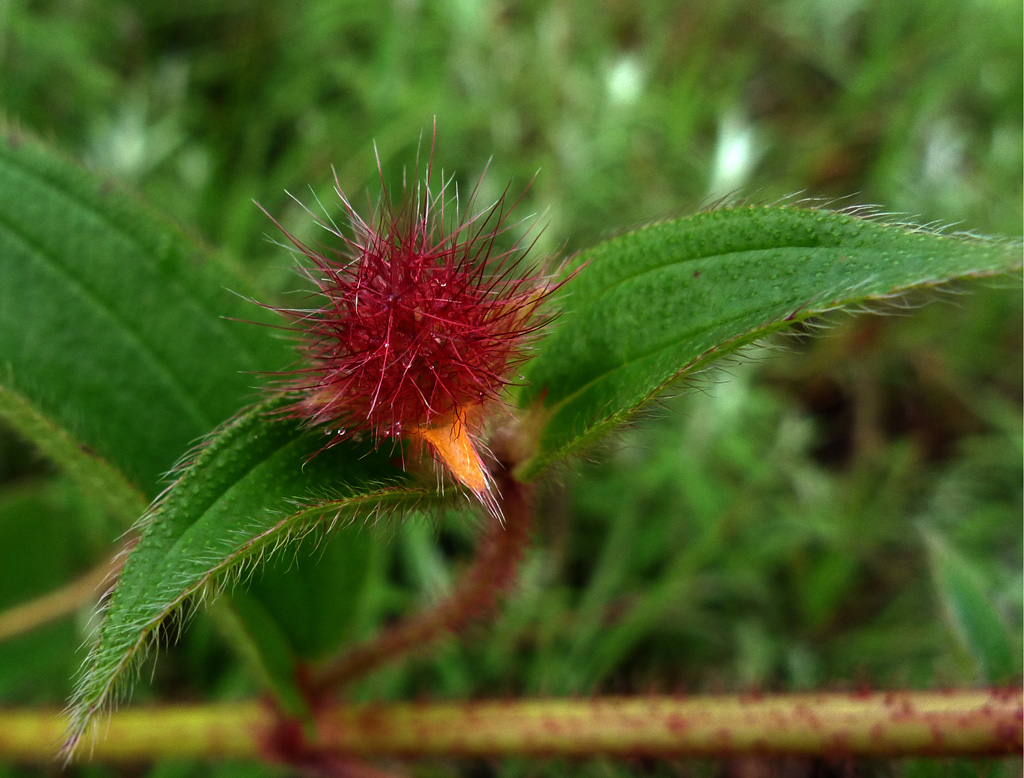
[6, 690, 1020, 764]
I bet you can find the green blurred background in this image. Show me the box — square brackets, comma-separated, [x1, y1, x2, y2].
[0, 1, 1021, 776]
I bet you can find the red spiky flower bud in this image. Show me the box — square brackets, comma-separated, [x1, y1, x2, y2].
[260, 139, 556, 514]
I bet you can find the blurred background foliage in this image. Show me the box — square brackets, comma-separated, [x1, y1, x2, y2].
[0, 0, 1020, 776]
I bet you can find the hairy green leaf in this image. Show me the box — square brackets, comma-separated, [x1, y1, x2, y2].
[0, 138, 343, 728]
[516, 207, 1022, 480]
[66, 396, 432, 751]
[0, 135, 292, 497]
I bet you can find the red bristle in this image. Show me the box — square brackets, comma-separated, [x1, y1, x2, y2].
[261, 135, 559, 497]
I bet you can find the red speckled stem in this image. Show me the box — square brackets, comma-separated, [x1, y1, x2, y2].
[8, 690, 1020, 763]
[311, 473, 533, 693]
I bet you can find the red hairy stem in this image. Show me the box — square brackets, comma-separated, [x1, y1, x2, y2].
[310, 472, 533, 693]
[14, 690, 1021, 762]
